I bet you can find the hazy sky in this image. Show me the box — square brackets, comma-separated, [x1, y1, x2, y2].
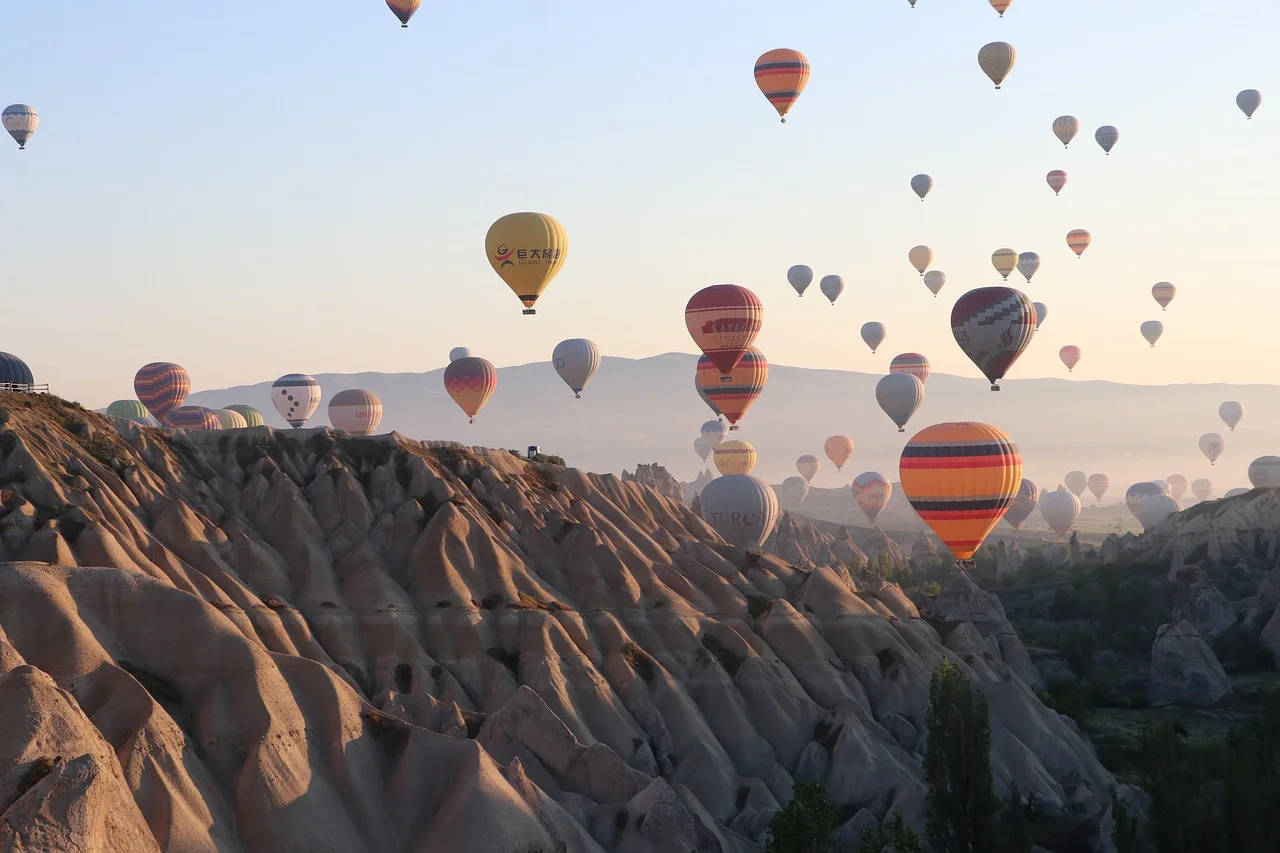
[3, 1, 1278, 409]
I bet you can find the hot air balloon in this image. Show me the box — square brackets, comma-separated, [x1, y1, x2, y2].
[1046, 170, 1068, 195]
[852, 472, 892, 523]
[1191, 478, 1213, 501]
[1041, 486, 1082, 537]
[924, 270, 946, 297]
[907, 0, 917, 5]
[1199, 433, 1224, 466]
[449, 346, 471, 363]
[990, 0, 1013, 16]
[327, 389, 383, 436]
[899, 422, 1022, 563]
[1248, 456, 1280, 488]
[782, 475, 810, 505]
[753, 49, 811, 123]
[134, 362, 191, 424]
[1062, 471, 1087, 498]
[788, 265, 813, 297]
[685, 284, 764, 378]
[485, 212, 568, 314]
[889, 353, 930, 383]
[271, 374, 322, 428]
[443, 357, 498, 424]
[702, 420, 727, 448]
[877, 373, 925, 433]
[1225, 488, 1249, 499]
[1087, 473, 1110, 501]
[106, 400, 151, 423]
[714, 440, 757, 476]
[168, 406, 221, 431]
[1053, 116, 1080, 148]
[861, 322, 886, 354]
[977, 42, 1016, 89]
[2, 105, 38, 150]
[695, 376, 724, 419]
[552, 338, 600, 399]
[694, 437, 712, 463]
[1033, 301, 1047, 330]
[1237, 89, 1262, 119]
[820, 274, 844, 305]
[1165, 474, 1188, 499]
[700, 474, 779, 548]
[1141, 320, 1163, 347]
[911, 174, 934, 201]
[796, 455, 821, 483]
[1218, 401, 1244, 432]
[824, 435, 854, 471]
[212, 408, 248, 430]
[1153, 479, 1170, 495]
[1060, 345, 1081, 373]
[1152, 282, 1175, 310]
[227, 405, 265, 428]
[1017, 252, 1040, 283]
[1004, 479, 1039, 529]
[1095, 126, 1119, 154]
[1138, 494, 1181, 531]
[991, 248, 1018, 280]
[696, 348, 768, 430]
[908, 246, 933, 276]
[1125, 482, 1165, 520]
[1066, 230, 1091, 257]
[951, 286, 1037, 390]
[386, 0, 422, 26]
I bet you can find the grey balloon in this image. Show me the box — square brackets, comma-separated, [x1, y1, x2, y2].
[875, 372, 924, 433]
[819, 274, 844, 305]
[1040, 485, 1082, 536]
[788, 264, 814, 296]
[1140, 320, 1163, 347]
[1095, 125, 1120, 154]
[1137, 494, 1181, 531]
[699, 474, 780, 550]
[448, 346, 472, 362]
[1237, 89, 1262, 119]
[910, 173, 934, 201]
[1016, 251, 1040, 282]
[861, 321, 887, 353]
[1248, 456, 1280, 488]
[551, 338, 601, 398]
[780, 476, 810, 505]
[1033, 301, 1047, 330]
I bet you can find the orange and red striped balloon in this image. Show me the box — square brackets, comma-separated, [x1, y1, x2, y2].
[753, 49, 810, 123]
[443, 356, 497, 423]
[685, 284, 763, 377]
[696, 348, 767, 430]
[899, 422, 1023, 562]
[1066, 229, 1091, 257]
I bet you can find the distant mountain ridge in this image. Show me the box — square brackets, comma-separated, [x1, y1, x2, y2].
[187, 353, 1280, 491]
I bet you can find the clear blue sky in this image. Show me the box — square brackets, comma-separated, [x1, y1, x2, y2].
[2, 0, 1277, 408]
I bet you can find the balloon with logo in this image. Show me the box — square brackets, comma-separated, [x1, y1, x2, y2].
[1060, 345, 1081, 373]
[443, 357, 498, 424]
[951, 286, 1037, 390]
[1152, 282, 1175, 310]
[694, 437, 712, 462]
[701, 419, 726, 448]
[1248, 456, 1280, 488]
[1041, 486, 1082, 537]
[1165, 473, 1188, 499]
[788, 265, 813, 297]
[824, 435, 854, 471]
[991, 248, 1017, 280]
[2, 105, 38, 150]
[1095, 125, 1120, 154]
[820, 274, 844, 305]
[861, 322, 886, 354]
[551, 338, 600, 399]
[876, 373, 924, 433]
[449, 346, 471, 363]
[168, 406, 221, 431]
[134, 362, 191, 424]
[1218, 401, 1244, 432]
[212, 409, 248, 430]
[908, 246, 932, 277]
[1017, 252, 1040, 283]
[386, 0, 422, 26]
[271, 374, 322, 428]
[852, 472, 892, 523]
[977, 42, 1017, 89]
[227, 405, 265, 427]
[1138, 494, 1181, 531]
[924, 270, 946, 297]
[695, 348, 768, 430]
[1087, 473, 1110, 501]
[328, 389, 383, 436]
[796, 455, 821, 483]
[1046, 170, 1067, 196]
[1237, 89, 1262, 119]
[1199, 433, 1224, 466]
[485, 212, 568, 315]
[1066, 230, 1091, 257]
[1191, 478, 1213, 501]
[911, 174, 933, 201]
[1141, 320, 1163, 347]
[1033, 302, 1047, 330]
[1052, 115, 1080, 147]
[714, 440, 757, 476]
[1004, 479, 1039, 529]
[889, 352, 930, 383]
[899, 422, 1022, 562]
[685, 284, 764, 378]
[753, 49, 811, 123]
[699, 474, 779, 549]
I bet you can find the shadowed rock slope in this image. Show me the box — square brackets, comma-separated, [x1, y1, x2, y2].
[0, 394, 1115, 851]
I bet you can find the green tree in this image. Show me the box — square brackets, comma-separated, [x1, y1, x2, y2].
[767, 781, 838, 853]
[924, 658, 999, 853]
[1001, 781, 1033, 853]
[858, 811, 924, 853]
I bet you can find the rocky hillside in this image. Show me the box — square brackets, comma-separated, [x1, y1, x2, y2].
[0, 393, 1117, 852]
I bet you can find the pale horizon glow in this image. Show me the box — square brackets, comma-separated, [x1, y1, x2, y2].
[1, 0, 1277, 409]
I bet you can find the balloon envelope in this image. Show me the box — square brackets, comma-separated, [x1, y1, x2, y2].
[211, 408, 248, 430]
[1095, 125, 1119, 154]
[1052, 116, 1080, 147]
[781, 476, 809, 505]
[977, 42, 1017, 88]
[695, 348, 768, 429]
[106, 400, 150, 422]
[1046, 170, 1067, 195]
[889, 353, 930, 383]
[951, 287, 1037, 390]
[899, 422, 1022, 561]
[328, 389, 383, 436]
[852, 472, 892, 523]
[685, 284, 764, 376]
[168, 406, 221, 431]
[990, 0, 1013, 15]
[1, 105, 38, 149]
[908, 246, 933, 276]
[1152, 282, 1175, 309]
[1218, 401, 1244, 431]
[787, 265, 813, 296]
[824, 435, 854, 471]
[701, 420, 726, 448]
[1060, 345, 1081, 372]
[443, 357, 498, 423]
[386, 0, 422, 26]
[991, 248, 1018, 279]
[1165, 474, 1188, 499]
[270, 374, 322, 429]
[485, 212, 568, 314]
[1125, 482, 1166, 520]
[1138, 494, 1181, 531]
[910, 174, 933, 200]
[1141, 320, 1163, 346]
[1248, 456, 1280, 488]
[449, 347, 472, 363]
[134, 362, 191, 423]
[1087, 473, 1110, 501]
[227, 405, 265, 428]
[876, 373, 925, 433]
[694, 437, 712, 462]
[1064, 471, 1088, 497]
[924, 270, 946, 296]
[1016, 252, 1040, 282]
[1192, 479, 1213, 501]
[1033, 302, 1047, 330]
[552, 338, 601, 398]
[1066, 230, 1091, 256]
[714, 440, 757, 476]
[753, 49, 811, 121]
[820, 274, 844, 305]
[861, 322, 887, 353]
[1004, 479, 1039, 529]
[1199, 433, 1224, 465]
[1237, 89, 1262, 118]
[699, 474, 779, 549]
[796, 455, 821, 483]
[1041, 486, 1082, 536]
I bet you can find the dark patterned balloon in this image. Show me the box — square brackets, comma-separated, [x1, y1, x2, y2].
[951, 287, 1037, 390]
[134, 362, 190, 422]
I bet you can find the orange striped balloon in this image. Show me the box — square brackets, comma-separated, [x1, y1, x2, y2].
[386, 0, 422, 27]
[1066, 229, 1091, 257]
[696, 348, 767, 430]
[754, 49, 810, 123]
[899, 422, 1022, 562]
[443, 356, 497, 423]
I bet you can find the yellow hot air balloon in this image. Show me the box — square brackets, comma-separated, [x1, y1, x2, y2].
[484, 212, 568, 315]
[714, 440, 757, 476]
[991, 248, 1018, 280]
